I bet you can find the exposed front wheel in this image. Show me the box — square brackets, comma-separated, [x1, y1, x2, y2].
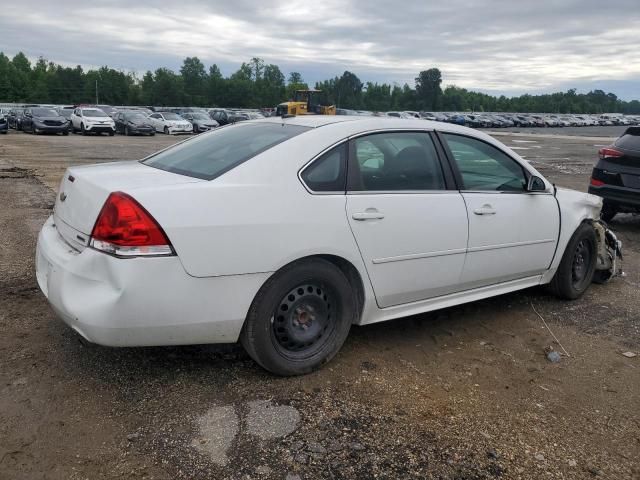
[164, 126, 169, 135]
[81, 123, 87, 136]
[549, 223, 597, 300]
[241, 259, 355, 376]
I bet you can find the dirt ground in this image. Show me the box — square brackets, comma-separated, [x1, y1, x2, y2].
[0, 126, 638, 480]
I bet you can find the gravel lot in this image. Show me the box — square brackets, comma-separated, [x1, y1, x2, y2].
[1, 126, 638, 480]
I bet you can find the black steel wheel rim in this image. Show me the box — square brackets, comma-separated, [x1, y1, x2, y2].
[571, 239, 592, 289]
[271, 283, 336, 359]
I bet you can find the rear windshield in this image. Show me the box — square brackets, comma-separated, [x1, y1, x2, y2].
[142, 122, 310, 180]
[615, 128, 640, 153]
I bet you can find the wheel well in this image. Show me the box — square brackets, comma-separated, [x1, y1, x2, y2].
[279, 255, 366, 322]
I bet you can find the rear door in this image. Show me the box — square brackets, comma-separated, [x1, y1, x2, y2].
[439, 132, 559, 289]
[345, 130, 468, 308]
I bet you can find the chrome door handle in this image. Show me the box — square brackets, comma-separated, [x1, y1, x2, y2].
[473, 205, 496, 215]
[352, 211, 385, 221]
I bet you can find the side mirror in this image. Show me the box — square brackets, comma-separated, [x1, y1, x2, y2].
[527, 175, 547, 192]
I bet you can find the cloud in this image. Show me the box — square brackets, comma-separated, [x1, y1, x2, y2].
[2, 0, 640, 99]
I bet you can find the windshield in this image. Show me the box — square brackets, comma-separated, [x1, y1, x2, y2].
[190, 113, 210, 120]
[82, 109, 108, 117]
[33, 108, 58, 117]
[143, 123, 310, 180]
[161, 113, 182, 120]
[58, 110, 72, 118]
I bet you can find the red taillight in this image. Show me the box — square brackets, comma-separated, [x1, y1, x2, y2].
[598, 147, 623, 160]
[590, 178, 605, 187]
[90, 192, 173, 257]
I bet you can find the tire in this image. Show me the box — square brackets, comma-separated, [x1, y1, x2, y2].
[108, 131, 114, 136]
[601, 203, 617, 223]
[62, 130, 69, 136]
[241, 258, 355, 376]
[81, 123, 87, 136]
[164, 126, 169, 135]
[125, 126, 130, 136]
[150, 132, 155, 136]
[549, 223, 598, 300]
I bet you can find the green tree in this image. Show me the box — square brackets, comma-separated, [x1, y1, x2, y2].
[415, 68, 442, 110]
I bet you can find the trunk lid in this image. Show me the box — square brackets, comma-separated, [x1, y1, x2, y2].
[53, 161, 202, 245]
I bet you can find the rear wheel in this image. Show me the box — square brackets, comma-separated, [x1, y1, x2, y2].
[549, 223, 597, 300]
[241, 259, 354, 376]
[601, 202, 618, 223]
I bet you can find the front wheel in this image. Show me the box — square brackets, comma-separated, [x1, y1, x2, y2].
[164, 126, 169, 135]
[549, 223, 597, 300]
[81, 123, 87, 136]
[241, 259, 355, 376]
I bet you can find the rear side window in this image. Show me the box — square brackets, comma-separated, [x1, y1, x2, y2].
[615, 128, 640, 153]
[143, 123, 310, 180]
[301, 143, 347, 192]
[349, 131, 446, 191]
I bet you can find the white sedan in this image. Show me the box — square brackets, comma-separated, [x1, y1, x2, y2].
[147, 111, 192, 134]
[36, 116, 621, 376]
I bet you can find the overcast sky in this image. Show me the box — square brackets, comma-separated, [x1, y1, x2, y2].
[2, 0, 640, 99]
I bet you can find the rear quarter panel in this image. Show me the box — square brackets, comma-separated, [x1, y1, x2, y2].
[130, 128, 368, 280]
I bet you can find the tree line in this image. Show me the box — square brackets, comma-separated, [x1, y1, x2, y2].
[1, 52, 639, 114]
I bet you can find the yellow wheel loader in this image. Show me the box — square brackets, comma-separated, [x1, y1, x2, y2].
[276, 89, 336, 116]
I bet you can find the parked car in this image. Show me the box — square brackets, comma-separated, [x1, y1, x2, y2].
[36, 116, 621, 376]
[70, 107, 116, 135]
[180, 112, 219, 133]
[147, 112, 192, 134]
[7, 108, 26, 130]
[209, 108, 248, 126]
[589, 126, 640, 221]
[56, 106, 75, 123]
[113, 111, 155, 136]
[0, 113, 7, 134]
[21, 107, 70, 135]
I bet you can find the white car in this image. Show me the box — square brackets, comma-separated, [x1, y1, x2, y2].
[36, 117, 621, 376]
[147, 112, 192, 134]
[70, 107, 116, 135]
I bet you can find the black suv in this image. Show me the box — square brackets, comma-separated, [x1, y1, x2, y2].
[589, 126, 640, 221]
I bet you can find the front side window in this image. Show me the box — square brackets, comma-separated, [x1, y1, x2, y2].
[143, 123, 310, 180]
[301, 143, 347, 192]
[349, 132, 446, 191]
[443, 133, 527, 192]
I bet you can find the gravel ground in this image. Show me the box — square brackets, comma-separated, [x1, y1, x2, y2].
[0, 127, 639, 480]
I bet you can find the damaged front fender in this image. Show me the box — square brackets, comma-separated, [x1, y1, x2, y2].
[592, 220, 623, 283]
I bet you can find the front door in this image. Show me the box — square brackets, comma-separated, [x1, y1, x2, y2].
[345, 131, 469, 308]
[440, 132, 560, 289]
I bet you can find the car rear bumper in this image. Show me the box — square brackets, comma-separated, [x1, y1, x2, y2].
[588, 185, 640, 208]
[36, 215, 271, 347]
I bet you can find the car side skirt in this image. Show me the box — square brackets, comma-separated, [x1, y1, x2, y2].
[359, 275, 542, 325]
